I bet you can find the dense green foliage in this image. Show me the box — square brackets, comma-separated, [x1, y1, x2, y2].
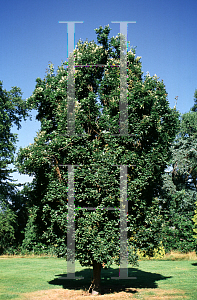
[191, 89, 197, 112]
[16, 25, 179, 271]
[0, 81, 26, 185]
[0, 81, 28, 253]
[160, 109, 197, 253]
[160, 176, 196, 252]
[0, 202, 16, 254]
[193, 201, 197, 244]
[2, 26, 196, 263]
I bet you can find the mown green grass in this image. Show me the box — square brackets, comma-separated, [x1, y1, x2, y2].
[0, 256, 197, 299]
[133, 260, 197, 299]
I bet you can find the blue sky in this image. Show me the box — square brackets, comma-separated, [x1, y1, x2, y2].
[1, 0, 197, 184]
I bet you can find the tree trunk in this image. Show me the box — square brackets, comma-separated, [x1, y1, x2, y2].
[89, 260, 102, 295]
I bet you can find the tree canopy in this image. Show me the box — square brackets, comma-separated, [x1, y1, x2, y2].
[191, 89, 197, 112]
[158, 88, 197, 253]
[0, 81, 28, 252]
[0, 81, 27, 188]
[16, 25, 180, 294]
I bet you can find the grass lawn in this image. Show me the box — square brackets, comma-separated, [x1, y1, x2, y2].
[0, 253, 197, 299]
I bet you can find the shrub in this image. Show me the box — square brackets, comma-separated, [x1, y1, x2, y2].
[0, 204, 17, 254]
[137, 242, 165, 260]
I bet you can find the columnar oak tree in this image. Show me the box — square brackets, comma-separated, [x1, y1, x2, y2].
[16, 26, 179, 294]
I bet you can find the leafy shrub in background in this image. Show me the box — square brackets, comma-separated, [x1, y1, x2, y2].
[192, 200, 197, 252]
[137, 241, 165, 260]
[158, 109, 197, 254]
[160, 186, 196, 253]
[0, 203, 16, 254]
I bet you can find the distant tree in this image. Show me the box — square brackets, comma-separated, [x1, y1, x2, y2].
[0, 202, 16, 254]
[0, 81, 27, 251]
[16, 26, 179, 294]
[160, 111, 197, 253]
[160, 173, 196, 252]
[172, 111, 197, 190]
[190, 94, 197, 251]
[193, 202, 197, 250]
[0, 81, 27, 195]
[191, 89, 197, 112]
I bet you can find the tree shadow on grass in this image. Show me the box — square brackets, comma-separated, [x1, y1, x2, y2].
[48, 266, 171, 296]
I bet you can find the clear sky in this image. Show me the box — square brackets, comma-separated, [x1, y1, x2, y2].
[1, 0, 197, 184]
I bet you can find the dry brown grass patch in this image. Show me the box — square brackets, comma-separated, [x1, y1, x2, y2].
[21, 288, 138, 300]
[20, 287, 188, 300]
[163, 251, 197, 261]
